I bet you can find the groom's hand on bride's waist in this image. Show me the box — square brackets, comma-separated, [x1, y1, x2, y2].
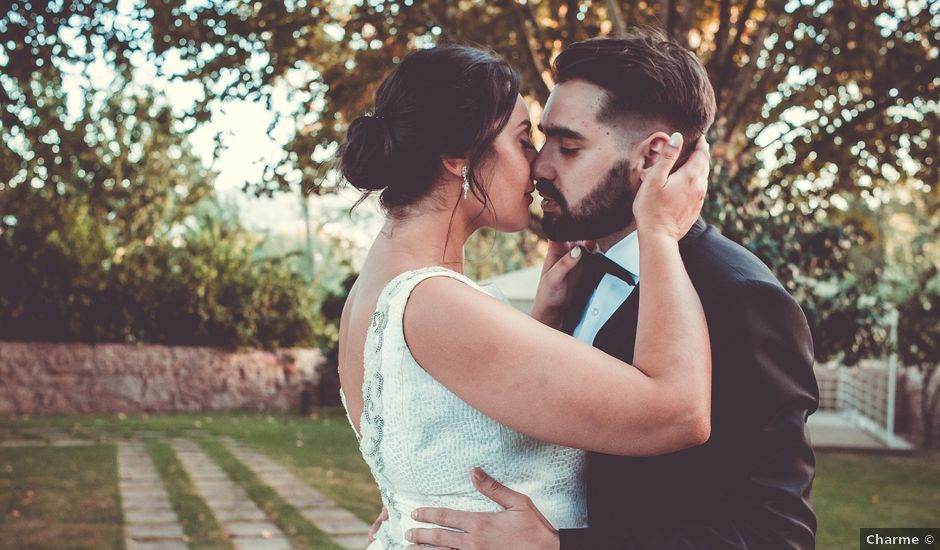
[405, 468, 560, 550]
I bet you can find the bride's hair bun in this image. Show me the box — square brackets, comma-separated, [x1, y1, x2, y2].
[340, 114, 393, 192]
[339, 45, 520, 213]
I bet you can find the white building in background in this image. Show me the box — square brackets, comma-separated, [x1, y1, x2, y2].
[479, 265, 542, 315]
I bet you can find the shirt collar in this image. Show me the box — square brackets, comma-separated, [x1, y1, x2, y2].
[598, 230, 640, 280]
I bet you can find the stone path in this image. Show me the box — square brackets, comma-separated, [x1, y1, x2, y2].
[170, 438, 291, 550]
[220, 437, 371, 550]
[117, 442, 188, 550]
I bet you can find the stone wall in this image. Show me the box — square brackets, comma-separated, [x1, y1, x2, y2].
[0, 341, 335, 415]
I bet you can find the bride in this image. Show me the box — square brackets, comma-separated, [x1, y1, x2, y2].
[336, 44, 711, 548]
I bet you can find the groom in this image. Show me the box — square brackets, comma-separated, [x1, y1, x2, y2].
[406, 32, 819, 549]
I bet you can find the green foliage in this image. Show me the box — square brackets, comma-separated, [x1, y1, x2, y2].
[899, 267, 940, 367]
[0, 195, 322, 350]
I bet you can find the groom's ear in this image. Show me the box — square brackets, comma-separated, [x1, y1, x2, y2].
[638, 131, 673, 170]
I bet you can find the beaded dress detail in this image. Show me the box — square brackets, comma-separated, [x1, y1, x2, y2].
[340, 267, 587, 548]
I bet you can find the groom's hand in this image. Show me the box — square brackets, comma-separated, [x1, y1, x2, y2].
[405, 468, 559, 550]
[368, 506, 388, 544]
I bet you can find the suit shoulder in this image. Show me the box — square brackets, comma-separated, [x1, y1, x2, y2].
[682, 225, 784, 293]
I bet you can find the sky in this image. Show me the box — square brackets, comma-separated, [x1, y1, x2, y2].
[54, 0, 385, 255]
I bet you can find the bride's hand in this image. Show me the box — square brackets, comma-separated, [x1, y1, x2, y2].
[633, 133, 710, 240]
[530, 239, 595, 329]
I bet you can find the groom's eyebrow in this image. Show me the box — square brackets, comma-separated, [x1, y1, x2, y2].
[537, 123, 586, 141]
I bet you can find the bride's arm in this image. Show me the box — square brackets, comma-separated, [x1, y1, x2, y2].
[405, 135, 711, 457]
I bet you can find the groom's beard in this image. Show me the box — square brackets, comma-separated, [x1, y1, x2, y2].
[539, 159, 634, 241]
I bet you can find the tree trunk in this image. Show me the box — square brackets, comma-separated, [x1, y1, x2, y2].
[606, 0, 628, 37]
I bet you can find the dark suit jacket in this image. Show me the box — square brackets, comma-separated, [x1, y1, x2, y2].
[558, 218, 819, 550]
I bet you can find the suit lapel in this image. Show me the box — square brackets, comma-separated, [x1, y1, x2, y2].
[591, 218, 707, 353]
[592, 283, 641, 359]
[562, 277, 599, 335]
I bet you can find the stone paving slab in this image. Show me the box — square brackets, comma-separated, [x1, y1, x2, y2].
[334, 534, 371, 549]
[219, 437, 371, 548]
[225, 520, 283, 537]
[126, 540, 189, 550]
[124, 506, 180, 525]
[284, 492, 334, 508]
[171, 438, 290, 546]
[121, 492, 171, 501]
[122, 497, 177, 512]
[213, 506, 269, 522]
[126, 522, 187, 539]
[117, 442, 187, 549]
[121, 471, 163, 481]
[231, 537, 292, 550]
[49, 438, 96, 447]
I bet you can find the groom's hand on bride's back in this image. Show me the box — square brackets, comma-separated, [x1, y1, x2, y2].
[368, 506, 389, 545]
[406, 468, 559, 550]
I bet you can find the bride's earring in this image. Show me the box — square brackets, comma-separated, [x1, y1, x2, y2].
[461, 166, 470, 199]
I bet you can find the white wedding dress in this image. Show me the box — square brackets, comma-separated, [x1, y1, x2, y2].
[340, 266, 587, 548]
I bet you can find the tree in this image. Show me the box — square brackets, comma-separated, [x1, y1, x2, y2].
[0, 2, 327, 350]
[3, 0, 938, 361]
[134, 1, 938, 303]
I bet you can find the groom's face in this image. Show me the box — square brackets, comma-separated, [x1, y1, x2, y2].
[533, 80, 639, 241]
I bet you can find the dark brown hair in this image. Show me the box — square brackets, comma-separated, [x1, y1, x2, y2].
[340, 45, 520, 215]
[553, 31, 716, 165]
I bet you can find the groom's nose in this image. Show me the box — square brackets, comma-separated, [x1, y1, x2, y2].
[531, 148, 555, 183]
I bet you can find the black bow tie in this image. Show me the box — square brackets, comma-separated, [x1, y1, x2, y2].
[581, 248, 638, 286]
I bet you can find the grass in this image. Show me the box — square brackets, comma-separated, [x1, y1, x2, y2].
[815, 450, 940, 548]
[1, 412, 937, 549]
[147, 440, 232, 550]
[0, 445, 122, 550]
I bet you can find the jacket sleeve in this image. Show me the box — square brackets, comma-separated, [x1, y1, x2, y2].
[560, 279, 819, 550]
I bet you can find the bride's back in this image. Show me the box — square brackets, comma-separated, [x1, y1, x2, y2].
[337, 246, 416, 435]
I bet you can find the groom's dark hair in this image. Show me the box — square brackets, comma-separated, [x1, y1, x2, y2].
[553, 30, 716, 167]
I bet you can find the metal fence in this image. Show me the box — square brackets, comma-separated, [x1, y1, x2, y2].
[815, 361, 898, 446]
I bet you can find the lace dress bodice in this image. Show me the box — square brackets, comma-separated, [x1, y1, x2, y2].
[340, 267, 587, 548]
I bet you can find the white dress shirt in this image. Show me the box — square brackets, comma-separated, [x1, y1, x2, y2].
[572, 231, 640, 344]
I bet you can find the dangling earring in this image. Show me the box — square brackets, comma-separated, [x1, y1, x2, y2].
[461, 166, 470, 199]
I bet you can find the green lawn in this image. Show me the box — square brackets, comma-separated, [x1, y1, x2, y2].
[1, 411, 938, 549]
[815, 451, 940, 548]
[0, 445, 122, 550]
